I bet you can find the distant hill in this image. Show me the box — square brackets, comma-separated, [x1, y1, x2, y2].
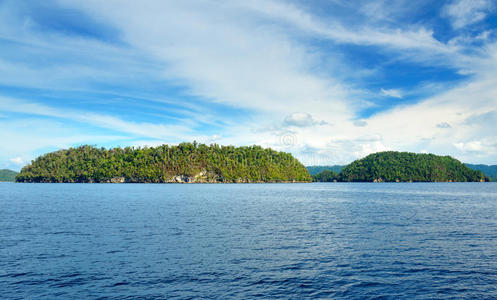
[338, 151, 488, 182]
[16, 143, 311, 183]
[311, 170, 339, 182]
[0, 169, 18, 182]
[306, 165, 345, 175]
[466, 164, 497, 181]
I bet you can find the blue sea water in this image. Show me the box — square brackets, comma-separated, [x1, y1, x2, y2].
[1, 183, 497, 299]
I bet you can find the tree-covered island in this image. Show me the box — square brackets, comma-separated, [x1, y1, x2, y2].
[0, 169, 18, 182]
[16, 143, 312, 183]
[15, 147, 490, 183]
[329, 151, 488, 182]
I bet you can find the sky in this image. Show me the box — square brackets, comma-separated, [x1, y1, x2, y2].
[1, 0, 497, 170]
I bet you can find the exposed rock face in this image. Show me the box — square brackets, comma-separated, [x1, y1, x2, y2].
[110, 177, 125, 183]
[173, 175, 191, 183]
[170, 171, 223, 183]
[163, 171, 268, 183]
[194, 171, 206, 181]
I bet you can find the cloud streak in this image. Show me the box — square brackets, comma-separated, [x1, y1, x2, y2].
[0, 96, 195, 141]
[380, 88, 403, 98]
[443, 0, 494, 29]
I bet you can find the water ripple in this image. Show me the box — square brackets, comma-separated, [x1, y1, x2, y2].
[0, 182, 496, 298]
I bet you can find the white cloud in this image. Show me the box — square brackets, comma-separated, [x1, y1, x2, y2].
[0, 96, 194, 141]
[9, 157, 23, 165]
[354, 120, 368, 127]
[236, 0, 469, 71]
[61, 0, 473, 126]
[436, 122, 452, 128]
[454, 141, 484, 152]
[361, 65, 497, 163]
[354, 141, 390, 158]
[242, 1, 447, 50]
[0, 95, 234, 169]
[380, 88, 403, 98]
[63, 1, 353, 120]
[283, 112, 328, 127]
[443, 0, 493, 29]
[260, 46, 497, 166]
[0, 117, 131, 169]
[453, 139, 497, 161]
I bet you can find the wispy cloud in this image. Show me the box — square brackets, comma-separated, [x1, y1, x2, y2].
[9, 157, 23, 165]
[0, 96, 196, 141]
[238, 0, 466, 69]
[354, 120, 368, 127]
[443, 0, 494, 29]
[283, 112, 329, 128]
[380, 88, 403, 98]
[436, 122, 452, 129]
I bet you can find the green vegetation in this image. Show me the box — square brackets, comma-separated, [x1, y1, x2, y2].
[311, 170, 339, 182]
[16, 143, 311, 183]
[0, 169, 18, 182]
[306, 165, 344, 175]
[466, 164, 497, 182]
[15, 147, 492, 184]
[338, 151, 488, 182]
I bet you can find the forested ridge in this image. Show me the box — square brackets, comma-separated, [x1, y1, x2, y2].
[313, 151, 489, 182]
[465, 164, 497, 182]
[306, 165, 344, 175]
[16, 143, 311, 183]
[0, 169, 18, 182]
[14, 147, 491, 183]
[311, 170, 339, 182]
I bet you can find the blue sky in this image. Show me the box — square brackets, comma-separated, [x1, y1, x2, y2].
[1, 0, 497, 170]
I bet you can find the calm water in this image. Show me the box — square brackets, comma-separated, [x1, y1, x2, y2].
[1, 183, 497, 299]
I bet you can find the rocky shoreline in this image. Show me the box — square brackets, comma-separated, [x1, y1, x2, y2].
[18, 170, 307, 183]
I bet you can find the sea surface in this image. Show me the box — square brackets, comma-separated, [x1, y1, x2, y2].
[1, 183, 497, 299]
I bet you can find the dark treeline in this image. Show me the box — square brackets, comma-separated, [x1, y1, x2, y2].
[16, 143, 311, 183]
[313, 151, 489, 182]
[311, 170, 339, 182]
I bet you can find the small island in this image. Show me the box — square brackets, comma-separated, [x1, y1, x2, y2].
[0, 169, 18, 182]
[312, 151, 489, 182]
[15, 143, 312, 183]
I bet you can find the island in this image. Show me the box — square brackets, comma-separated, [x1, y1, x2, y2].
[313, 151, 488, 182]
[311, 170, 339, 182]
[15, 143, 312, 183]
[307, 165, 344, 176]
[0, 169, 18, 182]
[465, 164, 497, 182]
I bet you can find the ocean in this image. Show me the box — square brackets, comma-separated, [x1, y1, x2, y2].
[1, 182, 497, 299]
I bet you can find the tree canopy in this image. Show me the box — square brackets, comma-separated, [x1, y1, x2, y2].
[307, 165, 344, 175]
[311, 170, 339, 182]
[466, 164, 497, 182]
[337, 151, 488, 182]
[0, 169, 18, 182]
[16, 143, 311, 183]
